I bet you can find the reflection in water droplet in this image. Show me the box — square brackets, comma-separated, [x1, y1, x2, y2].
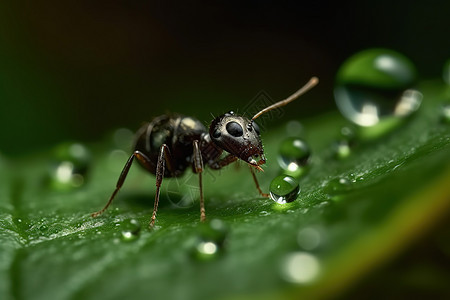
[120, 219, 141, 242]
[193, 219, 228, 261]
[323, 177, 352, 198]
[278, 138, 311, 177]
[335, 49, 421, 135]
[49, 142, 91, 190]
[281, 252, 321, 284]
[269, 175, 300, 204]
[297, 227, 322, 251]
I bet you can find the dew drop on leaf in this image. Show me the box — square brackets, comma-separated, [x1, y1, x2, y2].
[48, 142, 92, 190]
[323, 177, 352, 198]
[334, 49, 422, 134]
[120, 219, 141, 242]
[269, 175, 300, 204]
[278, 138, 311, 177]
[193, 219, 228, 261]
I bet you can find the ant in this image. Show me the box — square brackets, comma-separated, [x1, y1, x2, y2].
[92, 77, 318, 227]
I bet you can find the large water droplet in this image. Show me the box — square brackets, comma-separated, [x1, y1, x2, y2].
[335, 49, 422, 134]
[120, 219, 141, 242]
[193, 219, 228, 261]
[269, 175, 300, 204]
[48, 142, 91, 190]
[278, 138, 311, 177]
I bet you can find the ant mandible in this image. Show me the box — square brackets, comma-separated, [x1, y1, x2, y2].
[92, 77, 318, 227]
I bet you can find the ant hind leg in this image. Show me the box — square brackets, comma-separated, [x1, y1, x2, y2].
[91, 151, 154, 217]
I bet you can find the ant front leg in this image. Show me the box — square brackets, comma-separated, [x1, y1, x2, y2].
[249, 166, 269, 198]
[92, 150, 154, 218]
[193, 140, 206, 222]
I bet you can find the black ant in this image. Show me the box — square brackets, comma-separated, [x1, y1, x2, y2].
[92, 77, 318, 227]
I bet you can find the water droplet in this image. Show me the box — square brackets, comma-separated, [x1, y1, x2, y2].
[120, 219, 141, 242]
[48, 142, 91, 190]
[278, 138, 311, 177]
[333, 140, 351, 159]
[323, 177, 352, 198]
[333, 126, 357, 159]
[193, 219, 228, 261]
[269, 175, 300, 204]
[281, 252, 321, 284]
[335, 49, 422, 134]
[259, 210, 271, 216]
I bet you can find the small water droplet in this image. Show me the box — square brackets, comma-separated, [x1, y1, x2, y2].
[269, 175, 300, 204]
[333, 140, 351, 159]
[335, 49, 422, 136]
[193, 219, 228, 261]
[323, 177, 352, 198]
[120, 219, 141, 242]
[278, 138, 311, 177]
[48, 142, 91, 190]
[281, 252, 321, 284]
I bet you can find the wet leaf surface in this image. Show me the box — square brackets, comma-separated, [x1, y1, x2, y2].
[1, 81, 449, 300]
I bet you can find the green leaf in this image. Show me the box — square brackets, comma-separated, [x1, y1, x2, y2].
[1, 81, 450, 300]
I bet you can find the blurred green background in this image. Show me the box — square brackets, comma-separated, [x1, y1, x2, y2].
[0, 0, 449, 156]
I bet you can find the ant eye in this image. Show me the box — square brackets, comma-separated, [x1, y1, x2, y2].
[252, 121, 260, 134]
[226, 121, 243, 137]
[212, 129, 221, 138]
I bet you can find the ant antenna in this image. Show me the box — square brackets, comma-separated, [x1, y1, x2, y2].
[251, 77, 319, 121]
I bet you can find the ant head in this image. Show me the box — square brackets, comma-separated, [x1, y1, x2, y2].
[209, 111, 266, 167]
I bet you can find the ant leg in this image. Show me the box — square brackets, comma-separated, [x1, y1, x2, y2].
[249, 166, 269, 198]
[150, 144, 174, 228]
[92, 151, 153, 217]
[193, 140, 205, 222]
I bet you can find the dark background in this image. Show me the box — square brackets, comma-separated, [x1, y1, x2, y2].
[0, 0, 449, 156]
